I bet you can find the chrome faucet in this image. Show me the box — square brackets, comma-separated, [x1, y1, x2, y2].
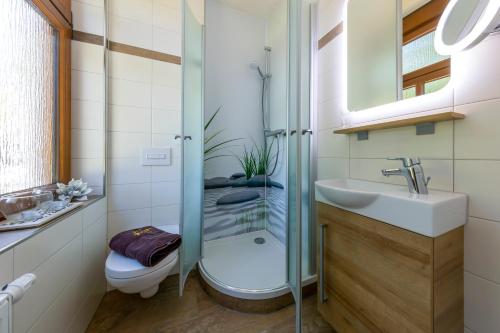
[381, 157, 431, 194]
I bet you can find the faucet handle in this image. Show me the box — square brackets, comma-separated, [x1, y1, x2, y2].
[387, 157, 421, 167]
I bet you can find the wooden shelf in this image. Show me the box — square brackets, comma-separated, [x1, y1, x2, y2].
[333, 112, 465, 134]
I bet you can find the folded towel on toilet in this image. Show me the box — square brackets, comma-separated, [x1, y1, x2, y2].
[109, 226, 182, 267]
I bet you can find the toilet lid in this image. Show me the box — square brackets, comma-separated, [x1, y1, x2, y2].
[106, 225, 180, 279]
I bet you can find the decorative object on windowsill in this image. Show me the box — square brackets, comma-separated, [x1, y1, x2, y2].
[56, 178, 93, 202]
[0, 189, 83, 231]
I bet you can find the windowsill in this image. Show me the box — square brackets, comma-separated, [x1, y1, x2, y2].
[0, 195, 105, 255]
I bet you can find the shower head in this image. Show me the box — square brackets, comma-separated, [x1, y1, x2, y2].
[249, 62, 265, 79]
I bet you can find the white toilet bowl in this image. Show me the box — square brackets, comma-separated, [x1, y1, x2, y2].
[105, 225, 179, 298]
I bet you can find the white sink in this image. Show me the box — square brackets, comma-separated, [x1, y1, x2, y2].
[315, 179, 467, 237]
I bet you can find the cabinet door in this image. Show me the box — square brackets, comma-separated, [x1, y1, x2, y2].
[50, 0, 71, 23]
[317, 203, 434, 333]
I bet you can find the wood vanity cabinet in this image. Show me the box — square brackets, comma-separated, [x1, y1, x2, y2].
[316, 202, 464, 333]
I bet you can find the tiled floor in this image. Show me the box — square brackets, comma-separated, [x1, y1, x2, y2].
[87, 272, 334, 333]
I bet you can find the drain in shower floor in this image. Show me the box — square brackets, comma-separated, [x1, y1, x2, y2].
[254, 237, 266, 244]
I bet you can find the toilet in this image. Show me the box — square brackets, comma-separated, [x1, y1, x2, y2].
[105, 225, 180, 298]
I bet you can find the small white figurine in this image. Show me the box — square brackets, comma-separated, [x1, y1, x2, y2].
[56, 178, 93, 201]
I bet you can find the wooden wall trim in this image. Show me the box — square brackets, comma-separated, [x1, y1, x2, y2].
[72, 30, 103, 45]
[109, 41, 181, 65]
[72, 30, 181, 65]
[318, 22, 343, 50]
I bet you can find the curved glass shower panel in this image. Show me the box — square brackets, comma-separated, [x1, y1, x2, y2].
[287, 0, 302, 325]
[199, 0, 289, 300]
[300, 1, 315, 280]
[180, 0, 204, 294]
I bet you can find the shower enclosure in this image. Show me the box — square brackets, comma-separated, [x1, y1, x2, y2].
[180, 0, 317, 330]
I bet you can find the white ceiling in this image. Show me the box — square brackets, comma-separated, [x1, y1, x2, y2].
[402, 0, 432, 17]
[216, 0, 284, 18]
[216, 0, 432, 19]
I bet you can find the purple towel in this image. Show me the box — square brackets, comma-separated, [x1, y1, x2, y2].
[109, 227, 182, 267]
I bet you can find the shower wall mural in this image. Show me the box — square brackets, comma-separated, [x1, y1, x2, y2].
[203, 0, 287, 245]
[194, 0, 315, 311]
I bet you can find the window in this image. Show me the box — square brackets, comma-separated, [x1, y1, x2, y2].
[402, 0, 450, 99]
[402, 31, 448, 75]
[0, 0, 72, 195]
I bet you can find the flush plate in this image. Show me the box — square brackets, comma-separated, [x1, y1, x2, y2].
[142, 148, 171, 166]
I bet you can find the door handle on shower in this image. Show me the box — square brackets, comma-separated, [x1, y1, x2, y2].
[301, 129, 313, 135]
[290, 130, 297, 136]
[174, 135, 182, 140]
[184, 136, 192, 140]
[319, 223, 328, 304]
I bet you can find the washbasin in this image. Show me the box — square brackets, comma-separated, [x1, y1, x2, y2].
[315, 179, 467, 237]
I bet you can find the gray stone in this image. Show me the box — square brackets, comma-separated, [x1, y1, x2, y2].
[204, 177, 232, 189]
[216, 191, 260, 205]
[247, 175, 272, 187]
[230, 172, 246, 180]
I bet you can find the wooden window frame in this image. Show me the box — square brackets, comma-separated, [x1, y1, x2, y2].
[403, 0, 449, 45]
[403, 58, 450, 95]
[402, 0, 450, 96]
[31, 0, 72, 184]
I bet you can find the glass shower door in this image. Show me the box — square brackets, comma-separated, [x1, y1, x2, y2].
[180, 0, 204, 295]
[288, 0, 313, 331]
[287, 0, 303, 330]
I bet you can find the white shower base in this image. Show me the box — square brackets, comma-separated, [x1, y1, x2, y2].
[199, 230, 289, 300]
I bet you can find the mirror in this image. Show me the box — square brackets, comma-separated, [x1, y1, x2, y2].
[435, 0, 500, 55]
[347, 0, 451, 111]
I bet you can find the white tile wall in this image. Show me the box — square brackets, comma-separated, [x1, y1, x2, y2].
[348, 120, 454, 159]
[112, 18, 152, 51]
[453, 33, 500, 106]
[107, 208, 152, 240]
[109, 52, 153, 83]
[465, 217, 500, 284]
[71, 0, 182, 240]
[72, 70, 104, 102]
[455, 160, 500, 222]
[152, 60, 182, 87]
[108, 183, 152, 212]
[72, 41, 104, 74]
[109, 105, 151, 133]
[454, 98, 500, 160]
[317, 1, 500, 331]
[109, 0, 153, 24]
[72, 100, 104, 130]
[465, 272, 500, 333]
[105, 0, 182, 237]
[5, 200, 107, 333]
[71, 29, 106, 196]
[0, 250, 13, 287]
[72, 0, 104, 35]
[350, 158, 453, 191]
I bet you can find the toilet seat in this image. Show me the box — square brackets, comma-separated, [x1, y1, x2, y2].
[105, 224, 180, 280]
[106, 249, 178, 279]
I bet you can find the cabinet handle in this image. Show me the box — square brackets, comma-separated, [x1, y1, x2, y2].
[319, 223, 328, 303]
